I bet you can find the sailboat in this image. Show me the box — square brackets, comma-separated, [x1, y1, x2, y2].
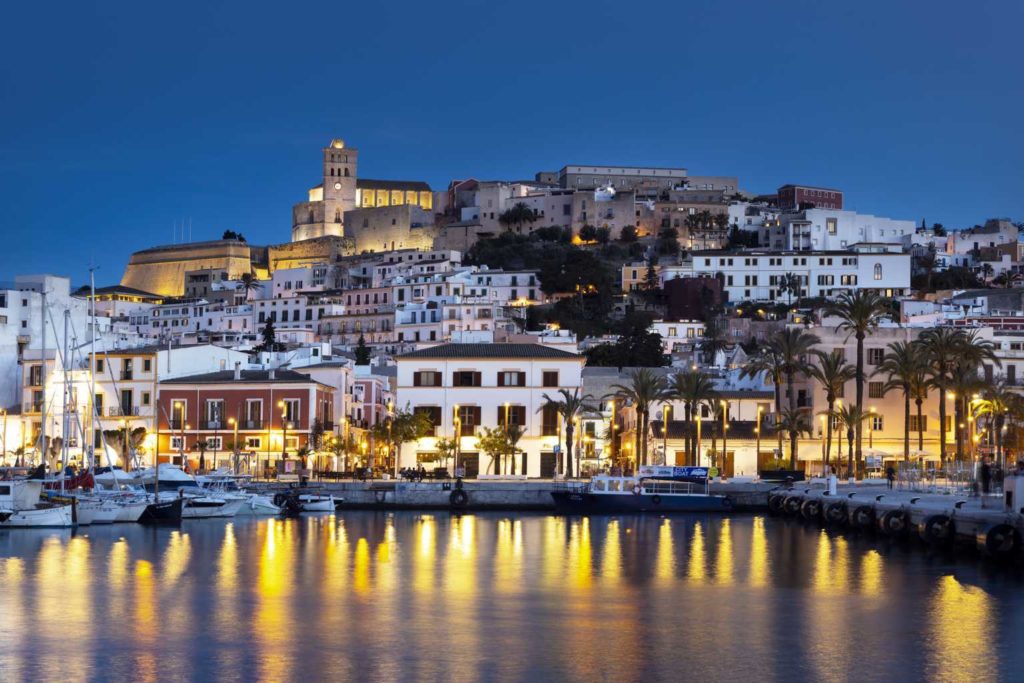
[0, 480, 74, 528]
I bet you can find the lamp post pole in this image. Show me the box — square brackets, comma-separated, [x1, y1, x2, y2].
[756, 405, 763, 468]
[720, 400, 728, 478]
[662, 404, 670, 466]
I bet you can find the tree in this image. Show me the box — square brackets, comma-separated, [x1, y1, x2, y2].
[504, 424, 526, 476]
[700, 317, 730, 366]
[919, 328, 963, 464]
[355, 333, 371, 365]
[619, 225, 638, 243]
[578, 224, 598, 243]
[807, 349, 856, 474]
[595, 226, 611, 245]
[258, 318, 280, 353]
[476, 427, 512, 476]
[497, 202, 538, 233]
[778, 273, 803, 307]
[372, 407, 433, 469]
[611, 369, 669, 467]
[101, 426, 148, 469]
[585, 326, 667, 368]
[222, 229, 246, 242]
[433, 437, 459, 472]
[875, 341, 922, 461]
[238, 271, 261, 298]
[776, 408, 812, 469]
[975, 381, 1014, 466]
[656, 227, 679, 256]
[538, 388, 595, 477]
[824, 290, 891, 475]
[835, 404, 868, 477]
[642, 255, 660, 304]
[772, 328, 821, 412]
[667, 370, 719, 465]
[740, 344, 786, 455]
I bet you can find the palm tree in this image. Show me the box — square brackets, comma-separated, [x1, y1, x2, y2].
[700, 318, 730, 367]
[538, 388, 595, 477]
[875, 341, 922, 461]
[834, 404, 869, 478]
[667, 369, 719, 465]
[774, 328, 821, 412]
[948, 360, 986, 461]
[740, 344, 786, 455]
[238, 271, 261, 299]
[504, 424, 526, 476]
[776, 408, 812, 469]
[611, 369, 669, 467]
[975, 381, 1013, 467]
[778, 273, 803, 307]
[806, 349, 856, 474]
[824, 290, 891, 475]
[907, 353, 930, 453]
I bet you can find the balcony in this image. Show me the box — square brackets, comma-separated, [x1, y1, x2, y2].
[244, 420, 264, 429]
[120, 372, 134, 381]
[203, 420, 224, 430]
[23, 402, 42, 414]
[169, 420, 185, 430]
[108, 406, 140, 417]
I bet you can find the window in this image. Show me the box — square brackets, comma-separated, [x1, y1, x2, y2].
[498, 405, 526, 426]
[868, 382, 885, 399]
[282, 399, 300, 423]
[873, 263, 883, 281]
[835, 383, 845, 399]
[541, 404, 560, 436]
[120, 389, 133, 415]
[498, 371, 526, 387]
[909, 415, 927, 432]
[142, 392, 151, 406]
[171, 436, 184, 451]
[96, 359, 104, 373]
[456, 405, 481, 436]
[870, 415, 883, 431]
[206, 436, 223, 450]
[826, 218, 837, 235]
[944, 416, 953, 432]
[245, 436, 262, 450]
[867, 348, 884, 365]
[452, 371, 481, 387]
[542, 371, 559, 388]
[414, 406, 442, 436]
[206, 399, 225, 427]
[413, 371, 442, 387]
[143, 358, 152, 372]
[28, 365, 42, 386]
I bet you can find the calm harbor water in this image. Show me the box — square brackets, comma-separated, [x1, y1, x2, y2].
[0, 512, 1021, 683]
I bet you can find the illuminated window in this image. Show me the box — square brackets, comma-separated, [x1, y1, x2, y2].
[874, 263, 883, 280]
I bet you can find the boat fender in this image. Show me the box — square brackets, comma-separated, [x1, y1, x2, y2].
[976, 523, 1020, 558]
[879, 509, 908, 536]
[768, 494, 786, 515]
[272, 492, 288, 507]
[800, 499, 822, 521]
[632, 485, 642, 495]
[824, 502, 847, 525]
[374, 490, 387, 504]
[449, 489, 469, 508]
[851, 505, 875, 530]
[651, 494, 662, 506]
[721, 496, 733, 510]
[919, 514, 954, 545]
[783, 495, 803, 516]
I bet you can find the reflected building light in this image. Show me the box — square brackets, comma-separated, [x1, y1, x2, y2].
[687, 522, 707, 584]
[748, 516, 769, 588]
[927, 576, 995, 682]
[859, 550, 882, 598]
[714, 518, 734, 586]
[654, 519, 675, 584]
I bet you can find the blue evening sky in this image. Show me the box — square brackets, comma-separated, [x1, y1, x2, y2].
[1, 0, 1021, 285]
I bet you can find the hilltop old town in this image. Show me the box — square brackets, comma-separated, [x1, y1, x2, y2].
[3, 138, 1021, 481]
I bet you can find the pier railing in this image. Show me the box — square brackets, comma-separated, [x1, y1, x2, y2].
[897, 462, 1003, 496]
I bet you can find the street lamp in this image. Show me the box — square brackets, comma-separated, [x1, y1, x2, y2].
[278, 401, 287, 458]
[755, 405, 763, 466]
[228, 417, 238, 473]
[662, 404, 670, 466]
[719, 399, 729, 478]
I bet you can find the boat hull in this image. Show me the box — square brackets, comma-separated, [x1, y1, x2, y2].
[299, 495, 334, 512]
[242, 495, 281, 515]
[0, 504, 74, 528]
[551, 491, 733, 514]
[139, 498, 184, 525]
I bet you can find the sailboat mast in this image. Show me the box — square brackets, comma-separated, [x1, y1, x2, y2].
[40, 290, 47, 469]
[61, 310, 70, 495]
[89, 268, 97, 470]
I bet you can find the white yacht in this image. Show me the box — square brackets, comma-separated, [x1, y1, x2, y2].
[137, 466, 243, 519]
[0, 480, 74, 528]
[197, 469, 280, 515]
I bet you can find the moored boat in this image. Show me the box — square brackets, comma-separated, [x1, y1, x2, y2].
[551, 471, 732, 514]
[139, 497, 184, 525]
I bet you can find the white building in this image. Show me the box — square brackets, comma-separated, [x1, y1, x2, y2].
[395, 343, 585, 477]
[664, 245, 911, 302]
[765, 208, 915, 252]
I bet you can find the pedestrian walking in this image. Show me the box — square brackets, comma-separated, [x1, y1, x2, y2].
[885, 465, 896, 490]
[980, 458, 992, 508]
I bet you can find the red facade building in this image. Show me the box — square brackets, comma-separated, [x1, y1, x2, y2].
[777, 184, 844, 210]
[156, 366, 334, 471]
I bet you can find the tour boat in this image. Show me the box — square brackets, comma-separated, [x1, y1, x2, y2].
[0, 480, 74, 528]
[551, 472, 733, 514]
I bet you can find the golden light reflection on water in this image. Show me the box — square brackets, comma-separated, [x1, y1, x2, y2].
[494, 518, 523, 595]
[687, 522, 707, 583]
[0, 558, 26, 677]
[860, 550, 882, 598]
[134, 559, 157, 683]
[568, 517, 593, 590]
[256, 518, 294, 682]
[748, 516, 769, 587]
[353, 537, 371, 596]
[714, 519, 734, 586]
[654, 519, 675, 585]
[601, 519, 622, 585]
[927, 576, 995, 683]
